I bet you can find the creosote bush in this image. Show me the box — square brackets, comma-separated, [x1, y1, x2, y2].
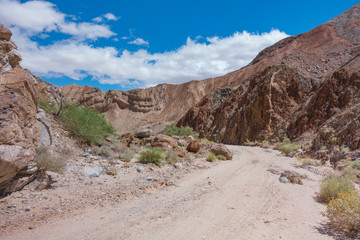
[206, 153, 217, 162]
[319, 176, 355, 203]
[165, 123, 199, 138]
[59, 103, 115, 145]
[326, 192, 360, 236]
[35, 147, 67, 174]
[40, 99, 115, 145]
[139, 147, 165, 166]
[275, 138, 301, 156]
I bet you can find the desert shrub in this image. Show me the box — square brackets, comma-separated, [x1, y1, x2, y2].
[319, 176, 355, 202]
[39, 99, 58, 113]
[165, 150, 180, 164]
[106, 167, 118, 176]
[320, 146, 327, 151]
[341, 146, 350, 152]
[275, 138, 301, 156]
[35, 147, 67, 174]
[100, 146, 112, 157]
[297, 157, 322, 167]
[165, 123, 199, 138]
[326, 192, 360, 236]
[340, 165, 358, 180]
[129, 144, 142, 153]
[59, 103, 115, 145]
[206, 153, 217, 162]
[244, 139, 258, 146]
[216, 154, 227, 161]
[301, 142, 313, 151]
[120, 149, 135, 162]
[92, 146, 102, 155]
[139, 147, 165, 166]
[352, 160, 360, 170]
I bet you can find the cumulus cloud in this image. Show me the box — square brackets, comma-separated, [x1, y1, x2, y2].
[93, 13, 119, 23]
[0, 0, 289, 89]
[14, 30, 288, 88]
[104, 13, 119, 21]
[128, 38, 149, 46]
[0, 0, 115, 39]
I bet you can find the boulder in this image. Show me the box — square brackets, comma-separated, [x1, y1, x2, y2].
[210, 144, 233, 160]
[135, 129, 153, 138]
[187, 139, 200, 153]
[0, 24, 11, 41]
[152, 134, 177, 149]
[83, 166, 103, 178]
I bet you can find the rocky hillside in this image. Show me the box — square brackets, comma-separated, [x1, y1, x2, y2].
[0, 24, 65, 195]
[178, 3, 360, 150]
[62, 4, 360, 137]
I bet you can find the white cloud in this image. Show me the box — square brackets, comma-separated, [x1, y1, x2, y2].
[92, 16, 103, 23]
[0, 0, 115, 40]
[104, 13, 119, 21]
[128, 38, 149, 46]
[0, 0, 289, 89]
[92, 13, 119, 23]
[13, 29, 288, 88]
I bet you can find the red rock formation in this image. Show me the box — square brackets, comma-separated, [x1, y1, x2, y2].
[178, 4, 360, 148]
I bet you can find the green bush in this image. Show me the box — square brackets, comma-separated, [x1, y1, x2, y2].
[58, 103, 115, 145]
[39, 99, 58, 113]
[206, 153, 217, 162]
[319, 176, 355, 202]
[275, 138, 301, 156]
[216, 154, 227, 161]
[165, 123, 199, 138]
[139, 147, 165, 166]
[326, 193, 360, 236]
[40, 99, 115, 145]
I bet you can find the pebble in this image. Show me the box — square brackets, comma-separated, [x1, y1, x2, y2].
[280, 177, 288, 183]
[137, 166, 145, 173]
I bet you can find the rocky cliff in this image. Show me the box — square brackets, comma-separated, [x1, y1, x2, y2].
[178, 3, 360, 148]
[0, 24, 57, 194]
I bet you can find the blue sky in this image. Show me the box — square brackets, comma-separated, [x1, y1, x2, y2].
[0, 0, 358, 91]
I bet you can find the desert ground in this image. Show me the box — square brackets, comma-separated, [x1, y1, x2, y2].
[2, 146, 338, 240]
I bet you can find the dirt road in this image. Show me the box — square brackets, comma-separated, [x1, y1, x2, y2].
[3, 146, 333, 240]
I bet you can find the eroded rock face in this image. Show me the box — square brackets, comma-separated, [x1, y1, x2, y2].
[0, 25, 54, 194]
[178, 4, 360, 148]
[0, 68, 41, 192]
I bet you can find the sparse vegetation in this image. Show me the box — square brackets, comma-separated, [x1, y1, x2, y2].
[297, 157, 322, 167]
[106, 167, 118, 176]
[99, 146, 111, 157]
[206, 153, 217, 162]
[40, 99, 115, 145]
[165, 123, 199, 138]
[319, 176, 355, 203]
[59, 103, 115, 145]
[39, 99, 58, 113]
[165, 149, 180, 164]
[326, 192, 360, 236]
[120, 149, 135, 162]
[139, 147, 165, 166]
[275, 138, 301, 156]
[35, 147, 67, 174]
[216, 154, 227, 161]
